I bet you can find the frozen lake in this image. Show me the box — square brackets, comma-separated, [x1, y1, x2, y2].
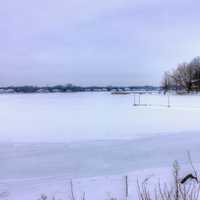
[0, 92, 200, 142]
[0, 92, 200, 199]
[1, 134, 200, 180]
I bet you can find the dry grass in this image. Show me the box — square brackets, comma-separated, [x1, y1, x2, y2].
[37, 158, 200, 200]
[137, 161, 200, 200]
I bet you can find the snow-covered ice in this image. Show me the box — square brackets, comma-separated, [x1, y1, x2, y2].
[0, 92, 200, 142]
[0, 92, 200, 199]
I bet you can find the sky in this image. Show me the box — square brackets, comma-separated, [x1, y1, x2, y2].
[1, 0, 200, 86]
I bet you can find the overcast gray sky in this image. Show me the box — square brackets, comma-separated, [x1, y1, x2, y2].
[1, 0, 200, 86]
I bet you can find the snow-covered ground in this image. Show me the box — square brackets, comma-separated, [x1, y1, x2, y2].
[1, 92, 200, 142]
[0, 92, 200, 199]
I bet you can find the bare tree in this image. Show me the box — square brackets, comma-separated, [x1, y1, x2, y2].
[161, 72, 173, 94]
[161, 57, 200, 93]
[173, 63, 194, 93]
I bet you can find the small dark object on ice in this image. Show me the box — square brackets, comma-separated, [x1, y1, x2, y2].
[180, 174, 198, 184]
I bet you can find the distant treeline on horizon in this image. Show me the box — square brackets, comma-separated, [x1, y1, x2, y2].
[0, 84, 160, 94]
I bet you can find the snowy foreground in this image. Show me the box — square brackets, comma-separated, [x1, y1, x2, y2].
[0, 92, 200, 199]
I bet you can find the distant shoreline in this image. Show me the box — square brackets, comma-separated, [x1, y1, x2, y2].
[0, 85, 160, 94]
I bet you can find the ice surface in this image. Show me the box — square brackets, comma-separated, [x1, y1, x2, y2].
[0, 92, 200, 199]
[0, 92, 200, 142]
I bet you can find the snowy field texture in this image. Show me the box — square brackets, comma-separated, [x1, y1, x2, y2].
[0, 92, 200, 199]
[0, 92, 200, 142]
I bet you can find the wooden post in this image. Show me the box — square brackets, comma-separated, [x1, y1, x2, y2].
[125, 175, 128, 198]
[70, 179, 75, 200]
[138, 94, 141, 105]
[168, 94, 170, 107]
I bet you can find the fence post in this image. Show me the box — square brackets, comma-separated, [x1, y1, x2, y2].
[134, 95, 136, 106]
[139, 95, 141, 105]
[168, 94, 170, 107]
[69, 179, 75, 200]
[125, 175, 128, 199]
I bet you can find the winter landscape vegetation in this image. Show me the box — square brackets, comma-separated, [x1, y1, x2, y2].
[2, 0, 200, 199]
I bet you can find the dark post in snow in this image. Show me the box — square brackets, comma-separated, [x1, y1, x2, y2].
[134, 94, 136, 106]
[138, 94, 141, 105]
[70, 179, 75, 200]
[125, 175, 128, 198]
[167, 93, 170, 107]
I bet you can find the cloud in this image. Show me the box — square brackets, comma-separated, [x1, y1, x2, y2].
[0, 0, 200, 86]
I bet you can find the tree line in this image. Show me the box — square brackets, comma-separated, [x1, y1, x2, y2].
[0, 85, 159, 94]
[162, 57, 200, 93]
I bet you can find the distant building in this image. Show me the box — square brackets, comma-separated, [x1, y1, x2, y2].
[124, 88, 130, 91]
[52, 89, 61, 93]
[5, 89, 15, 93]
[37, 89, 49, 93]
[0, 89, 6, 94]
